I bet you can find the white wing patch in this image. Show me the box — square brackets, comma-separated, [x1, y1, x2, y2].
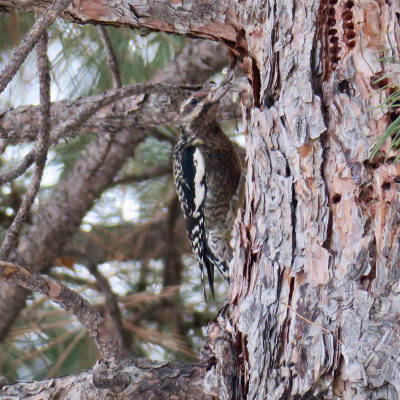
[192, 148, 206, 217]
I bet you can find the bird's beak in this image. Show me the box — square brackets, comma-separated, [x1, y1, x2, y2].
[208, 84, 231, 104]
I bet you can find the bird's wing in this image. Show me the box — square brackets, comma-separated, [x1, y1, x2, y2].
[177, 145, 215, 299]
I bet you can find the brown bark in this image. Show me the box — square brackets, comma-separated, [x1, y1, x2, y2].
[0, 0, 237, 43]
[226, 1, 400, 399]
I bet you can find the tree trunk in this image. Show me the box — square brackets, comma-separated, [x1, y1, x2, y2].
[1, 0, 400, 399]
[225, 1, 400, 399]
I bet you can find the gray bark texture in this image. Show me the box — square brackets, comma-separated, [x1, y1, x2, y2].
[1, 0, 400, 399]
[226, 1, 400, 399]
[0, 359, 210, 400]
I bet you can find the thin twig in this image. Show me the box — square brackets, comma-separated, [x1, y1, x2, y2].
[0, 126, 8, 154]
[0, 151, 36, 185]
[97, 26, 122, 89]
[111, 164, 172, 186]
[88, 262, 131, 351]
[0, 260, 122, 364]
[87, 132, 117, 179]
[0, 32, 51, 260]
[281, 302, 344, 345]
[0, 0, 73, 95]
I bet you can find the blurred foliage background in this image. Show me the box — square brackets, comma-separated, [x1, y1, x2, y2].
[0, 11, 240, 382]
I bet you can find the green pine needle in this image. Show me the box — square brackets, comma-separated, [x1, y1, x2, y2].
[369, 46, 400, 162]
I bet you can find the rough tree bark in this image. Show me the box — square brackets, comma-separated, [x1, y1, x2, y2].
[1, 0, 400, 399]
[225, 2, 400, 399]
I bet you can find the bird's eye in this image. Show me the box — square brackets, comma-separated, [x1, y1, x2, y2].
[190, 98, 199, 106]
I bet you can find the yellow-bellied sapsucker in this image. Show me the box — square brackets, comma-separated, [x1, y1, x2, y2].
[173, 84, 243, 299]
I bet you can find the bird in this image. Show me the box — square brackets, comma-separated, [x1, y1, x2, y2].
[173, 84, 243, 300]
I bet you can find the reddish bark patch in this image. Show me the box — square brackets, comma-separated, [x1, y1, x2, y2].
[199, 20, 236, 42]
[142, 18, 176, 34]
[72, 0, 107, 19]
[48, 281, 62, 298]
[299, 143, 313, 158]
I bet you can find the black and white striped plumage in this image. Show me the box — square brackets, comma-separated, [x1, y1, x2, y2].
[173, 85, 243, 299]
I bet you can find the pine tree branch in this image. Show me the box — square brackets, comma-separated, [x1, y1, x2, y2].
[0, 82, 243, 147]
[0, 358, 209, 399]
[97, 26, 122, 89]
[0, 127, 145, 341]
[111, 164, 172, 186]
[0, 83, 185, 146]
[0, 0, 236, 44]
[88, 262, 132, 351]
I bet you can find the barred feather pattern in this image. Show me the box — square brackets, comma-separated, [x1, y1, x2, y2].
[173, 142, 210, 299]
[173, 124, 242, 300]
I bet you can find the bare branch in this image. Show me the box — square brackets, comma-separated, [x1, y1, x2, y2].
[0, 260, 122, 364]
[0, 31, 51, 260]
[0, 358, 209, 399]
[111, 163, 172, 186]
[34, 30, 51, 165]
[0, 0, 73, 94]
[48, 84, 152, 144]
[0, 0, 236, 44]
[0, 151, 36, 185]
[88, 262, 131, 351]
[1, 83, 244, 147]
[1, 83, 196, 146]
[97, 26, 122, 89]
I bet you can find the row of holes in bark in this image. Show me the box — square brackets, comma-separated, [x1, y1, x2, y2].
[327, 0, 356, 66]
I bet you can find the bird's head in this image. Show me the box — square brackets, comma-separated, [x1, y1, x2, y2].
[180, 84, 230, 128]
